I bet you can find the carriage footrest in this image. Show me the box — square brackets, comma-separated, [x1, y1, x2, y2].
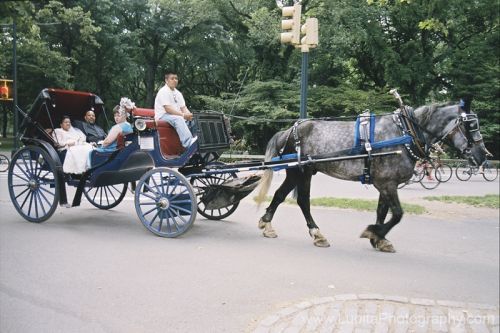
[201, 174, 261, 209]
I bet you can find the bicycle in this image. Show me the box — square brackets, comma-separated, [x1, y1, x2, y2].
[0, 153, 9, 172]
[455, 159, 498, 181]
[398, 160, 441, 190]
[432, 156, 453, 182]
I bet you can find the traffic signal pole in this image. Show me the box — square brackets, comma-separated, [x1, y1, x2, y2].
[280, 5, 318, 120]
[300, 46, 309, 119]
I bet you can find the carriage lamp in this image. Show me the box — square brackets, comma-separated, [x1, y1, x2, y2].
[134, 118, 147, 131]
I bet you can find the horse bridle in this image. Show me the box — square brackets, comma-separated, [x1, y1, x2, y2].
[438, 112, 483, 156]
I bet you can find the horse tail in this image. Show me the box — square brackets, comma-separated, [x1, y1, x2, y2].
[255, 132, 282, 206]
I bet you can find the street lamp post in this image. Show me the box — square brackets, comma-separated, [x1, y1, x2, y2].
[13, 20, 18, 151]
[1, 20, 19, 151]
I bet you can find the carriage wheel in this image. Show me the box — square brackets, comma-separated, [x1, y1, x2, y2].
[482, 163, 498, 181]
[190, 170, 239, 220]
[84, 183, 128, 209]
[420, 168, 441, 190]
[135, 168, 197, 237]
[0, 154, 10, 172]
[455, 161, 472, 181]
[8, 146, 59, 223]
[435, 164, 453, 182]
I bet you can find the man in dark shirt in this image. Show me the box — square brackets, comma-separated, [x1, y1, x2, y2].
[74, 109, 107, 144]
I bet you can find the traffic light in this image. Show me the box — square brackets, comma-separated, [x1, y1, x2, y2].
[0, 79, 13, 101]
[280, 4, 302, 45]
[301, 18, 319, 47]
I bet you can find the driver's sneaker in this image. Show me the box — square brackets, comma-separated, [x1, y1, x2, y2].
[188, 136, 198, 148]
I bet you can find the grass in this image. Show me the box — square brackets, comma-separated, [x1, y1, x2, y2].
[254, 196, 427, 215]
[424, 194, 499, 209]
[0, 136, 14, 151]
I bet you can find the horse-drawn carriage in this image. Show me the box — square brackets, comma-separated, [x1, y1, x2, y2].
[8, 88, 489, 251]
[7, 88, 251, 237]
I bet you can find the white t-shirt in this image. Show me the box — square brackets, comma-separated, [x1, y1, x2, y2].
[154, 85, 186, 121]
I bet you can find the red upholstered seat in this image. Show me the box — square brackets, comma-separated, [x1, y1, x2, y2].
[132, 108, 184, 157]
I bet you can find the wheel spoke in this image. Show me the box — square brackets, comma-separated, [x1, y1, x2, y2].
[14, 187, 30, 200]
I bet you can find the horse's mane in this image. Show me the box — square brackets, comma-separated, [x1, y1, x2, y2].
[414, 102, 457, 124]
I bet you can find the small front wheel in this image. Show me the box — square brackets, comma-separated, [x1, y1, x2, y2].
[191, 170, 239, 220]
[455, 161, 472, 181]
[135, 168, 197, 237]
[84, 183, 128, 209]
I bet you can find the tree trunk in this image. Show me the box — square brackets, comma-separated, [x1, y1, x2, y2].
[145, 63, 157, 108]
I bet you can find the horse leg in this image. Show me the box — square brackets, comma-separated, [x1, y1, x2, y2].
[376, 194, 389, 224]
[295, 168, 330, 248]
[361, 186, 401, 253]
[258, 170, 297, 238]
[366, 194, 390, 248]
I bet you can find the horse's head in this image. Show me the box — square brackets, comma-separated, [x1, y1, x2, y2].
[417, 104, 487, 166]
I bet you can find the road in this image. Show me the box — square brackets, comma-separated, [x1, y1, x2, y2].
[0, 170, 498, 332]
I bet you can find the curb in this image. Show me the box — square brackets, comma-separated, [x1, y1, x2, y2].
[252, 294, 499, 333]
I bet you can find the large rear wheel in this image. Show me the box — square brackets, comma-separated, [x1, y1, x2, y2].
[8, 146, 59, 222]
[135, 168, 197, 237]
[84, 183, 128, 209]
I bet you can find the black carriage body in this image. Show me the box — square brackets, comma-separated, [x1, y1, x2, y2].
[17, 89, 154, 204]
[20, 88, 108, 141]
[131, 108, 231, 168]
[194, 112, 231, 154]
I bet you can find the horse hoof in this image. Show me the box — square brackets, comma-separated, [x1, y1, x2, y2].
[360, 229, 374, 239]
[258, 219, 266, 230]
[376, 239, 396, 253]
[310, 228, 330, 247]
[262, 223, 277, 238]
[314, 238, 330, 247]
[369, 239, 376, 248]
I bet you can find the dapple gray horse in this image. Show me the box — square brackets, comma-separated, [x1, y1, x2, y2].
[255, 103, 488, 252]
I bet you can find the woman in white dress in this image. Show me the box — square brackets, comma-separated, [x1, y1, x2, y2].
[52, 116, 94, 174]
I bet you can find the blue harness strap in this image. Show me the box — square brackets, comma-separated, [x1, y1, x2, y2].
[270, 153, 298, 171]
[352, 113, 412, 184]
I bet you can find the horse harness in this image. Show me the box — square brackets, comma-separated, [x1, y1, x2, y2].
[275, 104, 481, 184]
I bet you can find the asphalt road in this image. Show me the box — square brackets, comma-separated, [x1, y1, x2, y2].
[0, 171, 498, 332]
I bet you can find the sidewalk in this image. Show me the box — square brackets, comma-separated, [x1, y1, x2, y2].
[252, 294, 499, 333]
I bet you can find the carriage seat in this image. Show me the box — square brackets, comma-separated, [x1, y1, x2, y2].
[133, 108, 184, 156]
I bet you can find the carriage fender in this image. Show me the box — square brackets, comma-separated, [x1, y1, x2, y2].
[119, 150, 155, 171]
[20, 138, 68, 205]
[201, 174, 261, 210]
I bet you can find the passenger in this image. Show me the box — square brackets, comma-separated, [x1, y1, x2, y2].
[74, 109, 107, 144]
[95, 105, 133, 153]
[154, 70, 197, 149]
[52, 116, 93, 174]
